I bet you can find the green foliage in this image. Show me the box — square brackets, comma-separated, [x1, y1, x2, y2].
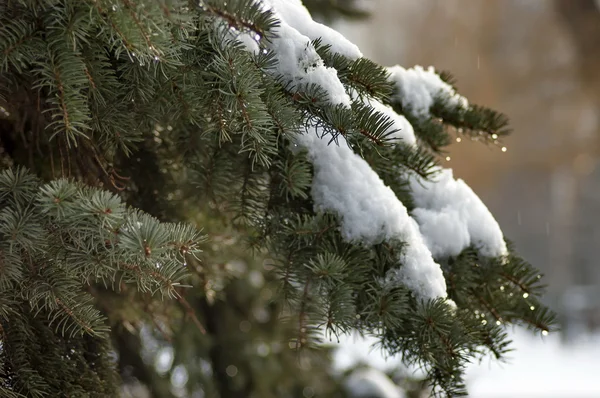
[0, 0, 556, 397]
[0, 167, 203, 396]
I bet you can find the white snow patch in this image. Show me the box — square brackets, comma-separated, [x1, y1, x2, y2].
[235, 32, 260, 54]
[333, 329, 600, 398]
[333, 331, 404, 372]
[261, 0, 351, 106]
[367, 97, 416, 146]
[346, 368, 406, 398]
[267, 0, 362, 60]
[468, 329, 600, 398]
[409, 168, 507, 258]
[388, 65, 468, 117]
[296, 125, 447, 300]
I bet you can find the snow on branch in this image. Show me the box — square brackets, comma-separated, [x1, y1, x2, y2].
[365, 97, 416, 146]
[261, 0, 352, 106]
[266, 0, 362, 60]
[388, 65, 469, 117]
[255, 0, 506, 300]
[409, 168, 507, 258]
[296, 123, 447, 300]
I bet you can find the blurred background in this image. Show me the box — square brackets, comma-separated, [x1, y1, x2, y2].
[330, 0, 600, 396]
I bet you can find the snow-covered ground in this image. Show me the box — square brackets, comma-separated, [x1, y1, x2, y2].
[333, 329, 600, 398]
[467, 329, 600, 398]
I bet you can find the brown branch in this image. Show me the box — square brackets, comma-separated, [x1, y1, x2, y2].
[119, 262, 170, 287]
[53, 66, 72, 135]
[3, 34, 33, 57]
[425, 316, 456, 357]
[55, 297, 95, 335]
[476, 294, 502, 322]
[121, 0, 160, 56]
[518, 315, 550, 332]
[499, 272, 529, 293]
[92, 2, 135, 51]
[203, 4, 267, 37]
[358, 128, 384, 146]
[83, 66, 96, 89]
[175, 293, 206, 334]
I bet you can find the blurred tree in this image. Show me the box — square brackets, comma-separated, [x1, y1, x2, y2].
[304, 0, 370, 23]
[554, 0, 600, 100]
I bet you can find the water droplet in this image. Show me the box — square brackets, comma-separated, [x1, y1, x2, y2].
[445, 156, 451, 161]
[530, 306, 535, 311]
[239, 320, 251, 332]
[256, 342, 270, 357]
[456, 137, 462, 142]
[492, 133, 498, 139]
[542, 330, 548, 336]
[496, 320, 501, 325]
[226, 365, 238, 377]
[500, 285, 505, 291]
[303, 386, 315, 398]
[481, 319, 487, 325]
[523, 292, 529, 298]
[501, 146, 507, 152]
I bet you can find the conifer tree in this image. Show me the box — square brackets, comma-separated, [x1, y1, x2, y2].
[0, 0, 556, 397]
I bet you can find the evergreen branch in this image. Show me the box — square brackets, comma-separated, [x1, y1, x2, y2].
[120, 0, 157, 51]
[475, 294, 502, 322]
[347, 58, 392, 100]
[0, 18, 38, 73]
[90, 1, 135, 52]
[200, 0, 279, 41]
[499, 271, 530, 293]
[118, 261, 180, 296]
[82, 66, 96, 89]
[53, 68, 73, 140]
[53, 297, 95, 336]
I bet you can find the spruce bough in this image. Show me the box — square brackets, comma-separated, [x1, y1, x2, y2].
[0, 1, 555, 396]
